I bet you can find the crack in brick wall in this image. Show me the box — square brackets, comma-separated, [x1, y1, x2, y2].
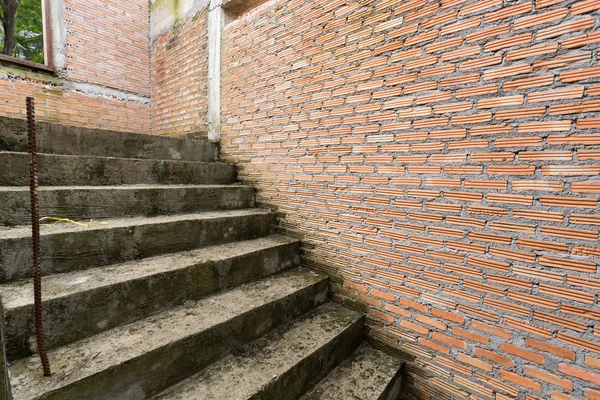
[220, 0, 600, 399]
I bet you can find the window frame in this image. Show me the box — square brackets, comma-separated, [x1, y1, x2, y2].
[0, 0, 54, 74]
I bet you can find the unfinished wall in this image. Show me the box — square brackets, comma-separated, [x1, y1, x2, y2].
[0, 0, 151, 133]
[220, 0, 600, 399]
[151, 10, 209, 137]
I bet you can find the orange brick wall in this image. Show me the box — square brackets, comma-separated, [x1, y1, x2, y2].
[220, 0, 600, 399]
[0, 79, 151, 132]
[151, 11, 209, 137]
[64, 0, 151, 96]
[0, 0, 151, 133]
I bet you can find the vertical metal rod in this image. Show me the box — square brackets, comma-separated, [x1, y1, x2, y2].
[26, 97, 51, 377]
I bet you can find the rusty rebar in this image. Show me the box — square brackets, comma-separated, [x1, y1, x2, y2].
[26, 97, 51, 377]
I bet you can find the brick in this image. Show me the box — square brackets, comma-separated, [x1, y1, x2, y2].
[500, 343, 544, 364]
[499, 370, 542, 392]
[524, 366, 573, 391]
[475, 348, 514, 367]
[558, 364, 600, 384]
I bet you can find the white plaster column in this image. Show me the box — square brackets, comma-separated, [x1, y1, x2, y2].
[207, 4, 225, 142]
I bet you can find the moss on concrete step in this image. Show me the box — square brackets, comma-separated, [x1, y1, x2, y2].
[301, 345, 403, 400]
[1, 235, 300, 361]
[0, 209, 275, 282]
[151, 302, 364, 400]
[0, 116, 218, 162]
[9, 268, 329, 400]
[0, 184, 255, 226]
[0, 152, 236, 186]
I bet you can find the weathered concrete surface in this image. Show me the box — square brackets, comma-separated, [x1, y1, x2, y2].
[0, 152, 236, 186]
[0, 116, 218, 162]
[0, 300, 12, 400]
[2, 236, 300, 360]
[0, 184, 255, 226]
[151, 302, 363, 400]
[9, 268, 329, 400]
[301, 345, 403, 400]
[0, 209, 275, 282]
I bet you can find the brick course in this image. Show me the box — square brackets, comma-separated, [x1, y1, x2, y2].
[0, 78, 150, 133]
[220, 0, 600, 398]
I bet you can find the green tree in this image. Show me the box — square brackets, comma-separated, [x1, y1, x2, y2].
[1, 0, 44, 63]
[0, 0, 20, 56]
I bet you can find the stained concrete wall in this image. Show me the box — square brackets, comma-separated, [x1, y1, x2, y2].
[0, 300, 12, 400]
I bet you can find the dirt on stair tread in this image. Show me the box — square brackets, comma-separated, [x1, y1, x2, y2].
[0, 183, 248, 191]
[0, 234, 299, 309]
[8, 267, 326, 400]
[0, 208, 272, 238]
[150, 302, 363, 400]
[300, 345, 403, 400]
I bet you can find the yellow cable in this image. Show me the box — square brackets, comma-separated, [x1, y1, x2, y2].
[39, 217, 109, 227]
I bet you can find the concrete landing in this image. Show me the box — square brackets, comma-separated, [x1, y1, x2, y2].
[9, 268, 328, 400]
[0, 116, 218, 161]
[151, 302, 364, 400]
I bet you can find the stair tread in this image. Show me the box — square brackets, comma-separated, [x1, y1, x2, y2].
[1, 116, 218, 161]
[151, 302, 363, 400]
[0, 150, 224, 163]
[9, 267, 326, 399]
[0, 184, 249, 192]
[0, 151, 236, 186]
[301, 345, 403, 400]
[0, 208, 271, 239]
[0, 235, 299, 309]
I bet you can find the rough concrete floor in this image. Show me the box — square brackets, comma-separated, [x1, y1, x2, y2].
[9, 268, 325, 400]
[151, 302, 362, 400]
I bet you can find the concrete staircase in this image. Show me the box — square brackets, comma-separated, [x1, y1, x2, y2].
[0, 120, 403, 400]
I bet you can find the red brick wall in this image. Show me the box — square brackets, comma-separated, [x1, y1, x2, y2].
[151, 11, 209, 137]
[220, 0, 600, 399]
[0, 0, 151, 133]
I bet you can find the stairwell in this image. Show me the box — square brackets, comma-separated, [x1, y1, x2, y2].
[0, 119, 403, 400]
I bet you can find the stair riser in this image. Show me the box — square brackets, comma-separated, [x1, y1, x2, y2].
[0, 116, 218, 161]
[380, 370, 403, 400]
[0, 153, 236, 186]
[5, 241, 301, 360]
[0, 213, 276, 282]
[34, 278, 329, 400]
[251, 316, 364, 400]
[0, 186, 255, 226]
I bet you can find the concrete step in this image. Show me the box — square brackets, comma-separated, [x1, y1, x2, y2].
[1, 235, 301, 361]
[0, 209, 275, 282]
[300, 345, 403, 400]
[0, 116, 218, 161]
[0, 152, 236, 186]
[151, 302, 364, 400]
[9, 268, 329, 400]
[0, 184, 255, 226]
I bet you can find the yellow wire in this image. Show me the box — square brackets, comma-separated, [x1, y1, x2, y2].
[39, 217, 109, 227]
